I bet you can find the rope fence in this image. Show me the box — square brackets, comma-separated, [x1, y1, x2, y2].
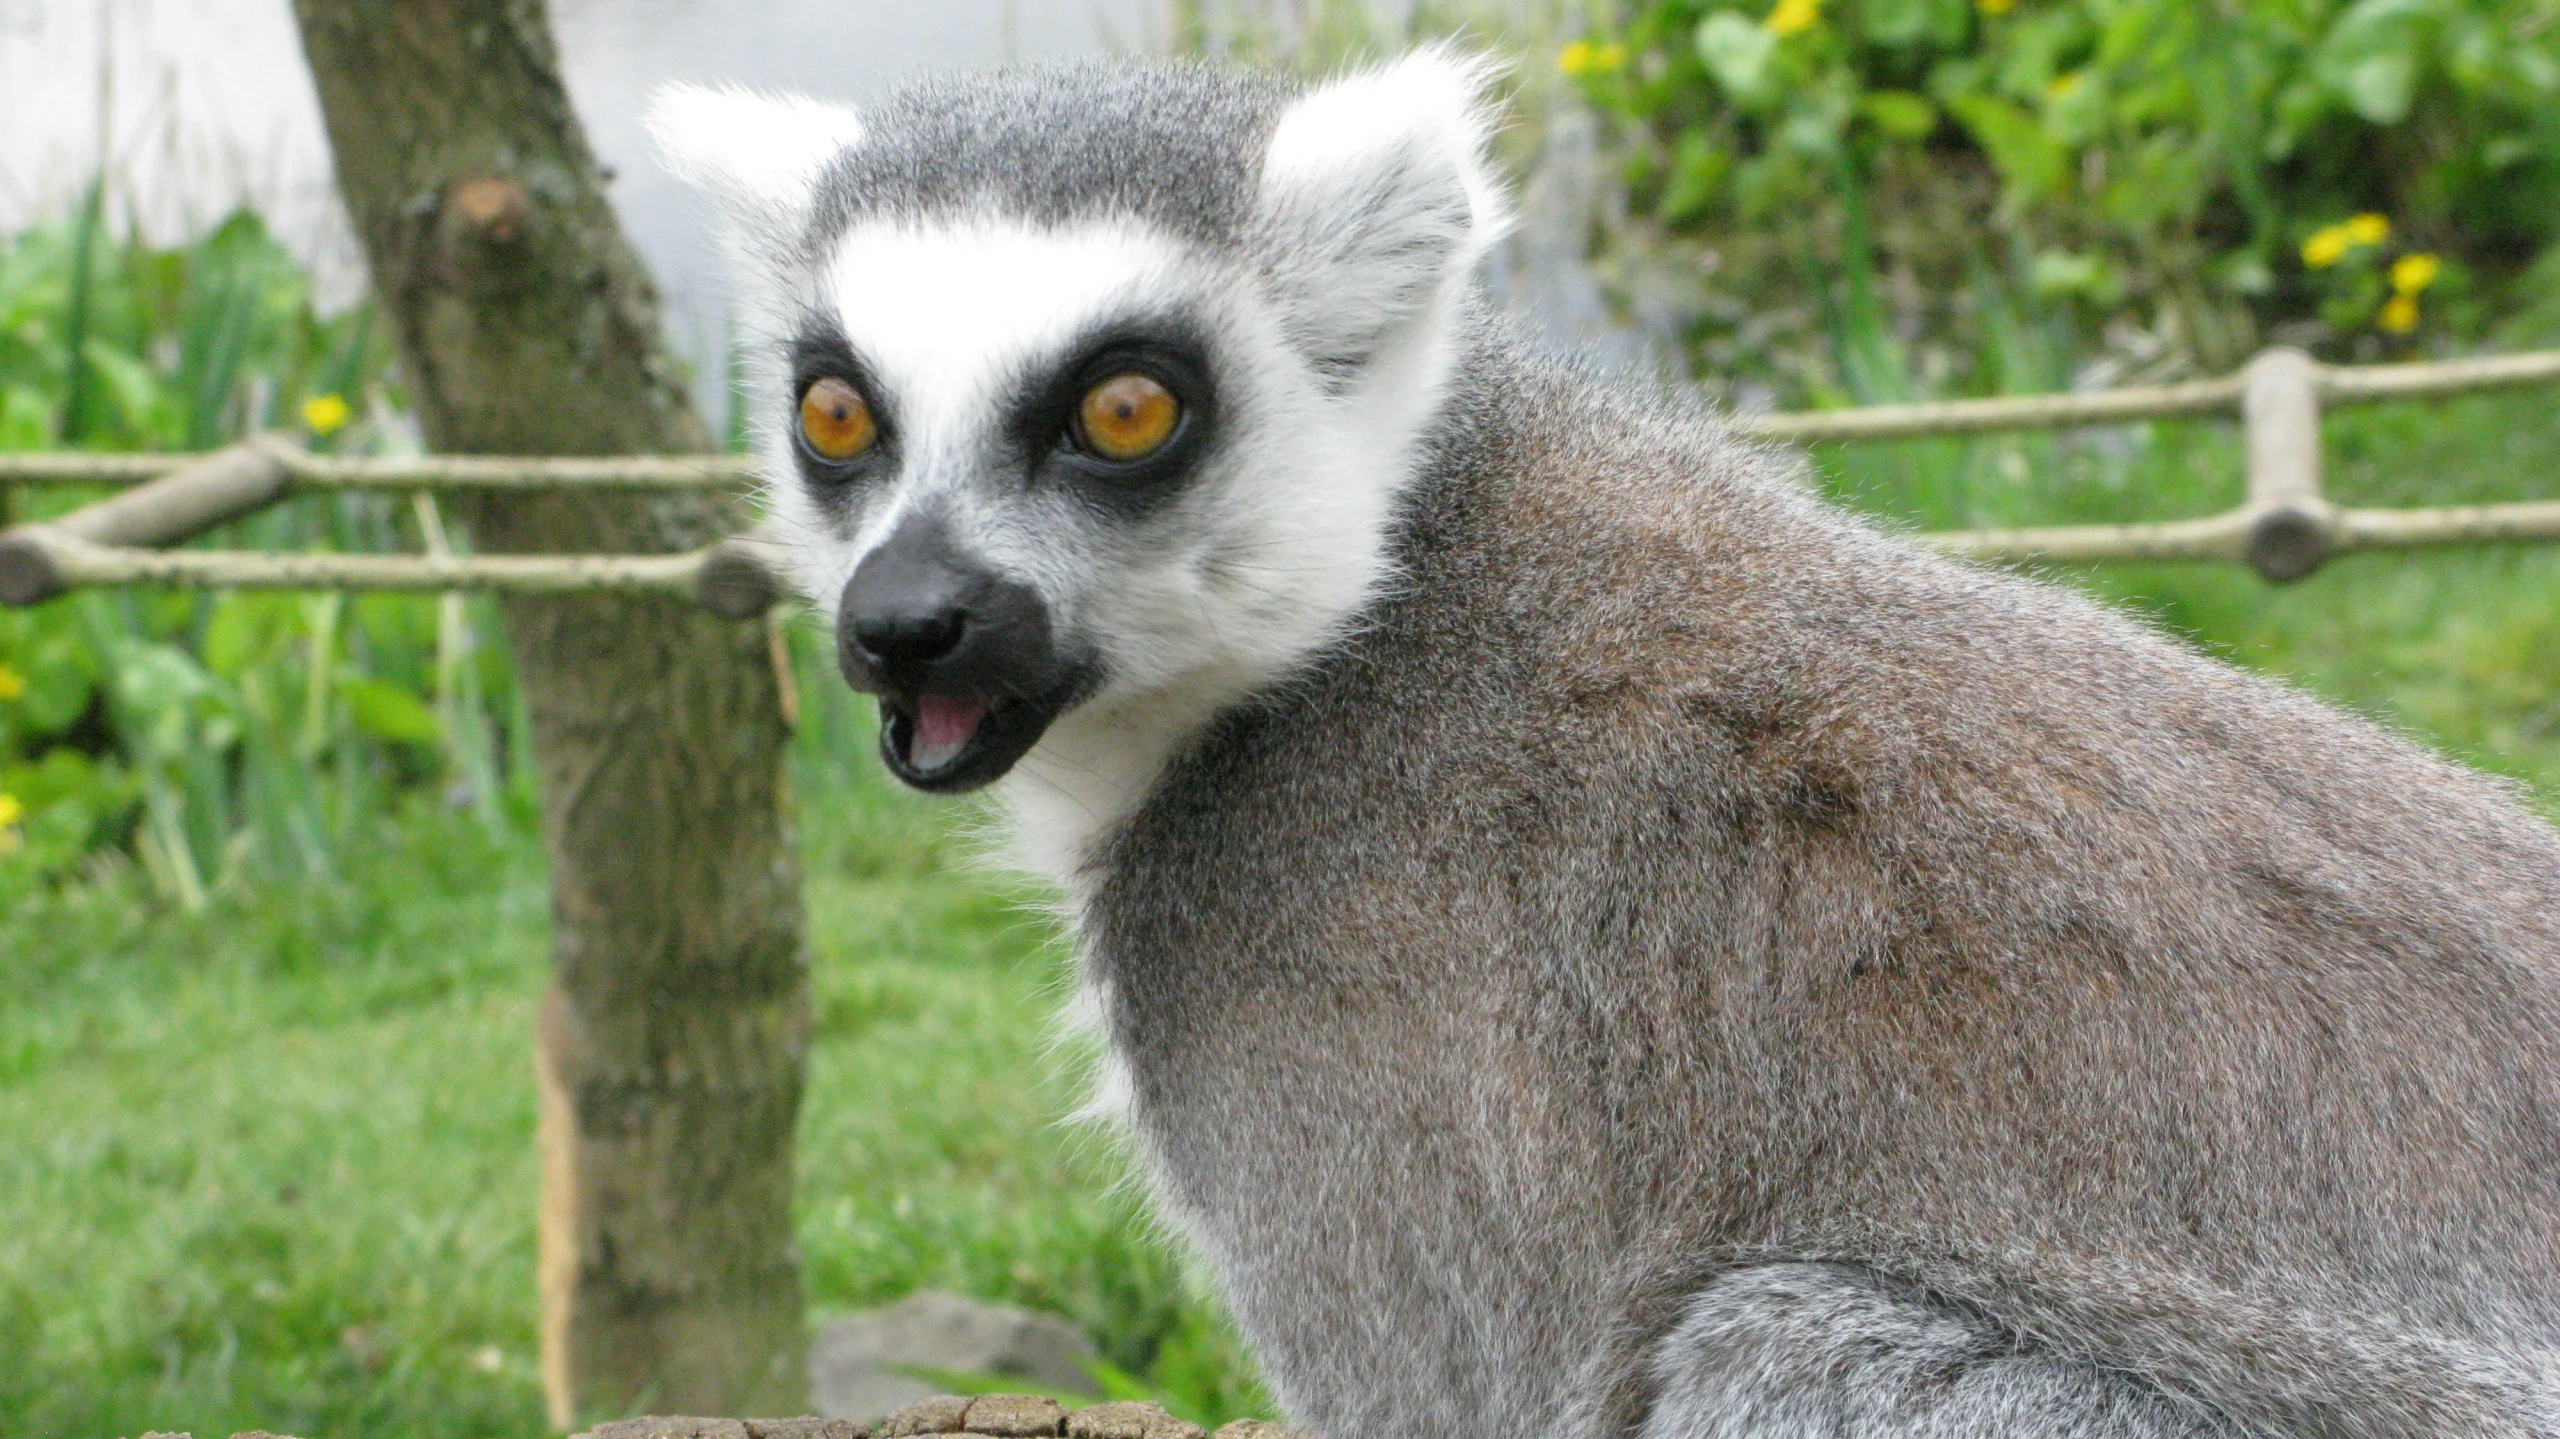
[4, 344, 2558, 608]
[0, 435, 788, 615]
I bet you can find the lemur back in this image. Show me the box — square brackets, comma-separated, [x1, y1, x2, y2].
[653, 53, 2560, 1438]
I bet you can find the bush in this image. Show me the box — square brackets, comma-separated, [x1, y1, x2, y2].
[0, 209, 525, 901]
[1567, 0, 2560, 401]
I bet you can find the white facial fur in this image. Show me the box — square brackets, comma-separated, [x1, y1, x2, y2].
[763, 212, 1435, 888]
[651, 50, 1507, 892]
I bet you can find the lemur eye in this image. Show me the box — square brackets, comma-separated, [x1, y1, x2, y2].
[799, 377, 876, 462]
[1075, 373, 1180, 462]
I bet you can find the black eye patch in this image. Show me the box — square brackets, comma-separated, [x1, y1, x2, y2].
[1006, 319, 1219, 515]
[787, 323, 897, 493]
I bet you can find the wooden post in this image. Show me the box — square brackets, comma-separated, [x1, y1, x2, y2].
[288, 0, 809, 1423]
[2240, 347, 2336, 582]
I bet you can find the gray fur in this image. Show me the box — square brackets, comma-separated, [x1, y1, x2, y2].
[661, 56, 2560, 1439]
[1086, 308, 2560, 1436]
[805, 62, 1286, 252]
[1640, 1264, 2228, 1438]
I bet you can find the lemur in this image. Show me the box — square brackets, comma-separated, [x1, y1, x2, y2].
[651, 51, 2560, 1439]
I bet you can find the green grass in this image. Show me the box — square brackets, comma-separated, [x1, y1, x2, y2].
[0, 707, 1265, 1439]
[0, 809, 551, 1437]
[3, 386, 2558, 1439]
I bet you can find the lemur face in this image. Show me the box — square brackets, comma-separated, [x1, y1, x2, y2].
[652, 54, 1503, 794]
[778, 218, 1268, 791]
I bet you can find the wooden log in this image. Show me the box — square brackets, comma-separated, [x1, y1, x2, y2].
[0, 439, 292, 604]
[1916, 511, 2256, 567]
[0, 452, 188, 486]
[2333, 498, 2560, 549]
[1736, 375, 2245, 442]
[0, 532, 793, 615]
[696, 527, 798, 620]
[0, 447, 761, 490]
[2319, 348, 2560, 405]
[573, 1421, 868, 1439]
[287, 451, 761, 491]
[1922, 498, 2560, 570]
[564, 1396, 1305, 1439]
[3, 531, 709, 596]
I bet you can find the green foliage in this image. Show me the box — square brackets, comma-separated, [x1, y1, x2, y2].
[0, 211, 524, 904]
[2, 207, 379, 453]
[1569, 0, 2560, 399]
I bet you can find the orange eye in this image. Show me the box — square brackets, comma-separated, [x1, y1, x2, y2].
[1077, 373, 1180, 461]
[799, 377, 876, 461]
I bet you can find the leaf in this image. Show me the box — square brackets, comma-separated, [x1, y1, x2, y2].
[1860, 89, 1939, 139]
[1780, 88, 1855, 156]
[2029, 250, 2121, 302]
[108, 641, 230, 762]
[201, 592, 299, 677]
[1696, 10, 1780, 107]
[13, 625, 99, 735]
[5, 748, 104, 808]
[1863, 0, 1934, 46]
[1, 749, 138, 876]
[1945, 93, 2068, 204]
[341, 675, 442, 746]
[1659, 130, 1734, 222]
[2337, 50, 2419, 122]
[2312, 0, 2438, 124]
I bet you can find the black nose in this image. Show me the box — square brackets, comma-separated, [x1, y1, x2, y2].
[838, 517, 1057, 696]
[853, 603, 965, 668]
[844, 527, 977, 678]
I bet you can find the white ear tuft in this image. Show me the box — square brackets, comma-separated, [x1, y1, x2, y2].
[1255, 46, 1510, 380]
[645, 82, 864, 231]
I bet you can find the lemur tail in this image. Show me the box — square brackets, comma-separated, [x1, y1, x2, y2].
[1898, 1246, 2560, 1439]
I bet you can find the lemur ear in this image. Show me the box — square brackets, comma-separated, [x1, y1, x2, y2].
[1253, 47, 1509, 383]
[645, 83, 865, 234]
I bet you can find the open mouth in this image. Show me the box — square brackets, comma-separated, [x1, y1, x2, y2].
[877, 685, 1078, 793]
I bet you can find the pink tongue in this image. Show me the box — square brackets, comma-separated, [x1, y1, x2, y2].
[911, 695, 992, 773]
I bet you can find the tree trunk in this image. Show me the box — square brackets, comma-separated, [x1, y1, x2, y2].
[289, 1, 809, 1424]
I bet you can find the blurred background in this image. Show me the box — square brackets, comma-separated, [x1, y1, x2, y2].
[4, 0, 2560, 1434]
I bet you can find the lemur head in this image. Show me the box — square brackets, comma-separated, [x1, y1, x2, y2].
[650, 52, 1506, 795]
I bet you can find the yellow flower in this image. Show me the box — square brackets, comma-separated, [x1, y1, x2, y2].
[2379, 293, 2420, 333]
[2046, 70, 2083, 100]
[2303, 215, 2392, 269]
[1559, 40, 1625, 77]
[0, 665, 22, 702]
[0, 793, 21, 829]
[302, 393, 353, 436]
[2389, 252, 2440, 295]
[1977, 0, 2016, 14]
[1767, 0, 1822, 37]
